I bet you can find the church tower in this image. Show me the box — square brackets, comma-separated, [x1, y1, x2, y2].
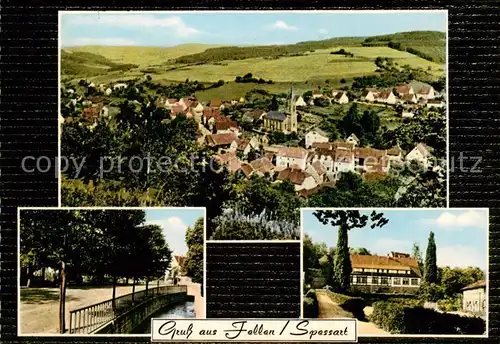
[288, 86, 298, 132]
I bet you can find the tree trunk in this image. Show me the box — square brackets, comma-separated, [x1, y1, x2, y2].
[126, 277, 129, 285]
[41, 267, 46, 283]
[26, 265, 32, 288]
[58, 262, 67, 334]
[132, 278, 136, 305]
[112, 276, 117, 312]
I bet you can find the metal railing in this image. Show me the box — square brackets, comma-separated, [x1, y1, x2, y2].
[68, 284, 187, 334]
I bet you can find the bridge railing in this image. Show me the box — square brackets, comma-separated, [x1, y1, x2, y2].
[68, 284, 187, 334]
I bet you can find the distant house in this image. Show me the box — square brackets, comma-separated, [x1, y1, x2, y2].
[332, 91, 349, 104]
[165, 98, 178, 110]
[230, 138, 252, 156]
[82, 103, 105, 123]
[346, 133, 360, 146]
[113, 83, 128, 90]
[417, 86, 435, 100]
[215, 151, 242, 173]
[400, 93, 417, 104]
[311, 148, 355, 179]
[202, 108, 221, 125]
[305, 160, 326, 184]
[209, 98, 222, 109]
[426, 99, 445, 109]
[205, 132, 237, 148]
[250, 157, 276, 176]
[105, 88, 112, 96]
[395, 85, 415, 96]
[402, 110, 415, 118]
[376, 90, 397, 105]
[277, 167, 318, 192]
[462, 280, 486, 317]
[354, 147, 390, 173]
[239, 97, 246, 103]
[350, 252, 422, 293]
[362, 89, 377, 102]
[387, 146, 403, 161]
[276, 147, 309, 170]
[305, 128, 329, 148]
[243, 109, 266, 122]
[405, 143, 431, 168]
[293, 95, 307, 107]
[312, 89, 322, 99]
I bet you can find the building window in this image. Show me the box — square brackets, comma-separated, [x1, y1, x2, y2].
[380, 277, 390, 285]
[393, 278, 401, 286]
[358, 276, 367, 284]
[403, 278, 410, 286]
[411, 278, 419, 286]
[371, 277, 378, 285]
[407, 271, 411, 274]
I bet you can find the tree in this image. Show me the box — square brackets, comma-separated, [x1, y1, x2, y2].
[270, 95, 278, 111]
[411, 242, 424, 273]
[424, 231, 437, 284]
[313, 210, 389, 290]
[184, 217, 204, 294]
[340, 104, 362, 137]
[360, 111, 380, 137]
[353, 247, 371, 255]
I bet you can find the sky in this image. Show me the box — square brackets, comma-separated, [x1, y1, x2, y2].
[144, 208, 204, 255]
[60, 11, 446, 47]
[302, 209, 488, 270]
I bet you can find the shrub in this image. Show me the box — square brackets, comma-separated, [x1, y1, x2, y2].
[303, 290, 319, 318]
[370, 301, 485, 334]
[327, 292, 366, 320]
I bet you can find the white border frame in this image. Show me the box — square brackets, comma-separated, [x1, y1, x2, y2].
[300, 207, 489, 338]
[17, 206, 207, 337]
[57, 9, 450, 208]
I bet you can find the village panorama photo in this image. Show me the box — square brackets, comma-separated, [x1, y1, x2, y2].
[18, 207, 205, 336]
[301, 208, 488, 337]
[59, 10, 447, 239]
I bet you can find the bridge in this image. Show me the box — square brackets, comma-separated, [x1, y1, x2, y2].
[68, 285, 192, 334]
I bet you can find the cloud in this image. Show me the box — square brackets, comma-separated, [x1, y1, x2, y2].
[66, 37, 137, 46]
[437, 245, 486, 269]
[318, 28, 328, 34]
[71, 14, 201, 37]
[146, 216, 188, 255]
[431, 210, 487, 230]
[271, 20, 298, 31]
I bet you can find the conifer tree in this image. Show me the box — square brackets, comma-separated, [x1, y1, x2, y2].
[424, 231, 438, 283]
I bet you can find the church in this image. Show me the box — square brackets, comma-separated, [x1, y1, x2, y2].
[262, 88, 298, 133]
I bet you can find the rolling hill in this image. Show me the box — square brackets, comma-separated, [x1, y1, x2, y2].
[60, 50, 139, 77]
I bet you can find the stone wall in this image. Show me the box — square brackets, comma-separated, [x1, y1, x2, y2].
[94, 292, 190, 334]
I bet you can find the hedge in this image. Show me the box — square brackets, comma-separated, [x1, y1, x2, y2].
[327, 292, 366, 320]
[303, 290, 319, 318]
[370, 301, 485, 334]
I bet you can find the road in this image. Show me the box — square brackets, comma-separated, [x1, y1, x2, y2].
[20, 280, 203, 334]
[315, 290, 388, 335]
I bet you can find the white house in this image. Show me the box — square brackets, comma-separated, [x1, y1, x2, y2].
[312, 89, 322, 99]
[395, 85, 415, 96]
[426, 100, 445, 109]
[277, 167, 318, 192]
[276, 147, 309, 170]
[405, 143, 431, 168]
[362, 89, 378, 102]
[113, 83, 128, 90]
[462, 280, 486, 317]
[417, 86, 435, 100]
[105, 88, 112, 96]
[305, 128, 329, 148]
[402, 111, 415, 118]
[346, 133, 360, 146]
[294, 95, 307, 107]
[376, 91, 397, 105]
[332, 91, 349, 104]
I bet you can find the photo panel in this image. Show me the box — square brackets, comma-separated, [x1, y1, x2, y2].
[301, 208, 488, 337]
[17, 207, 207, 336]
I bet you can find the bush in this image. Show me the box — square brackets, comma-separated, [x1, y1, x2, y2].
[370, 301, 485, 334]
[303, 290, 319, 318]
[327, 292, 366, 319]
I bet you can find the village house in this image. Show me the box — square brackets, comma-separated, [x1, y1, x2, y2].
[387, 145, 403, 162]
[215, 151, 242, 173]
[362, 89, 377, 102]
[243, 109, 266, 122]
[402, 110, 415, 118]
[332, 91, 349, 104]
[395, 85, 415, 96]
[350, 252, 422, 293]
[105, 88, 112, 96]
[113, 83, 128, 90]
[312, 89, 322, 99]
[346, 133, 360, 146]
[277, 167, 318, 192]
[250, 157, 276, 176]
[305, 160, 327, 184]
[276, 147, 309, 170]
[462, 280, 486, 317]
[209, 98, 222, 109]
[305, 128, 329, 148]
[376, 90, 397, 105]
[400, 93, 418, 104]
[426, 99, 445, 109]
[164, 255, 186, 282]
[229, 137, 259, 156]
[239, 163, 254, 178]
[405, 143, 431, 168]
[311, 148, 355, 179]
[205, 132, 237, 149]
[417, 86, 435, 100]
[293, 95, 307, 107]
[354, 147, 390, 173]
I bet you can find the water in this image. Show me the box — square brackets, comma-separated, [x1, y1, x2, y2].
[134, 301, 195, 334]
